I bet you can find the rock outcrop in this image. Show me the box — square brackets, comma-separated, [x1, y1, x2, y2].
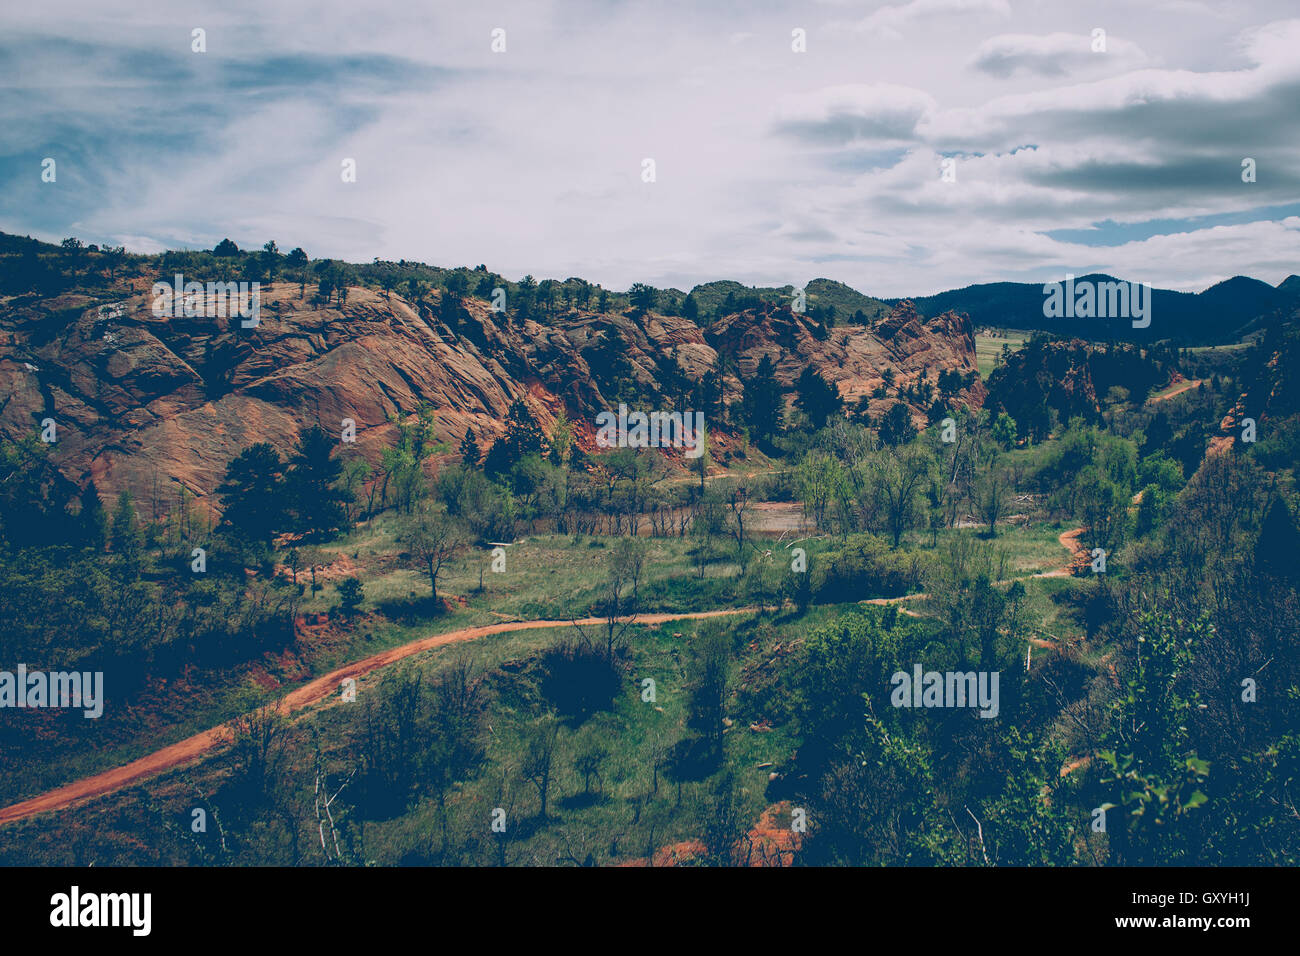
[0, 280, 983, 504]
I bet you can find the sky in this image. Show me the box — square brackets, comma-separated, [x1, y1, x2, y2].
[2, 0, 1298, 297]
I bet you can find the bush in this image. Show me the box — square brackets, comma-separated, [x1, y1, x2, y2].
[538, 639, 622, 721]
[811, 535, 932, 603]
[338, 577, 365, 618]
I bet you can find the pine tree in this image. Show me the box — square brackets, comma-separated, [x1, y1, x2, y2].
[682, 293, 699, 322]
[549, 412, 574, 467]
[795, 366, 843, 430]
[484, 401, 548, 478]
[287, 426, 351, 538]
[459, 428, 481, 467]
[1256, 497, 1300, 582]
[79, 482, 107, 550]
[742, 355, 784, 443]
[879, 402, 917, 447]
[218, 443, 288, 543]
[109, 490, 140, 558]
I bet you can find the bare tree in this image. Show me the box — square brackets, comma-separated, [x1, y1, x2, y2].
[573, 732, 609, 798]
[229, 700, 290, 806]
[312, 734, 356, 865]
[573, 536, 646, 660]
[976, 461, 1012, 536]
[871, 444, 931, 548]
[402, 506, 465, 603]
[521, 716, 561, 820]
[727, 484, 752, 566]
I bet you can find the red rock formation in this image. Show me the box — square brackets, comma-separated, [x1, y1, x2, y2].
[0, 285, 984, 505]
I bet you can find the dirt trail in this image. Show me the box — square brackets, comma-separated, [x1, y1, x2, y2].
[0, 608, 758, 827]
[1148, 377, 1203, 404]
[1, 527, 1092, 828]
[867, 526, 1088, 603]
[1035, 527, 1089, 578]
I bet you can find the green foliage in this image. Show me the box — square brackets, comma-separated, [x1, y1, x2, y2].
[991, 411, 1018, 450]
[684, 630, 730, 766]
[878, 401, 917, 447]
[0, 436, 76, 547]
[484, 401, 548, 479]
[287, 426, 352, 538]
[437, 464, 518, 542]
[790, 613, 902, 748]
[337, 577, 365, 618]
[217, 443, 287, 544]
[794, 366, 843, 430]
[627, 282, 657, 312]
[538, 637, 623, 721]
[741, 356, 784, 446]
[1097, 612, 1210, 864]
[78, 482, 107, 550]
[811, 534, 931, 603]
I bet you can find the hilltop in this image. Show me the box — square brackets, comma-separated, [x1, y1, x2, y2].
[0, 234, 982, 505]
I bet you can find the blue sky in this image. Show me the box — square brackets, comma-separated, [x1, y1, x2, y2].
[1, 0, 1298, 297]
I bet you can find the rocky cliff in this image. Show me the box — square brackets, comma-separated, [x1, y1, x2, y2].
[0, 277, 983, 504]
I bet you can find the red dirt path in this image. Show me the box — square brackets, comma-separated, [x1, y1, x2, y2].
[0, 608, 756, 826]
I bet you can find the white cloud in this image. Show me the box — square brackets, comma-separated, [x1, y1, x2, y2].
[1, 1, 1298, 299]
[845, 0, 1012, 37]
[970, 32, 1150, 78]
[774, 84, 937, 145]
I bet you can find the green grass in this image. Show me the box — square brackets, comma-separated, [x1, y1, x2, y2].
[0, 524, 785, 809]
[975, 331, 1029, 379]
[0, 427, 1100, 862]
[1146, 378, 1201, 403]
[0, 606, 808, 865]
[0, 499, 1099, 864]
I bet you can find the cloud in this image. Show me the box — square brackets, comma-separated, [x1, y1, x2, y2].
[774, 84, 936, 146]
[1, 1, 1298, 299]
[970, 32, 1150, 78]
[845, 0, 1011, 37]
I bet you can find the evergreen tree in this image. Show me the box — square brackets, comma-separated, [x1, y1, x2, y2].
[79, 482, 107, 550]
[795, 366, 843, 430]
[217, 443, 288, 543]
[548, 412, 574, 467]
[484, 401, 548, 478]
[682, 293, 699, 321]
[337, 577, 365, 619]
[109, 490, 140, 558]
[287, 426, 351, 538]
[879, 402, 917, 447]
[628, 282, 656, 312]
[742, 355, 784, 443]
[1256, 497, 1300, 582]
[459, 428, 481, 467]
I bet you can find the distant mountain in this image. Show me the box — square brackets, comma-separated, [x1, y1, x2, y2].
[896, 273, 1300, 344]
[803, 278, 893, 323]
[687, 278, 891, 324]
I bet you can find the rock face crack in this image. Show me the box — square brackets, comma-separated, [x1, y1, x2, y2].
[0, 286, 983, 503]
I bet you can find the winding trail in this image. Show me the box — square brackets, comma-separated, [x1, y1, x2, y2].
[1148, 377, 1203, 404]
[0, 608, 757, 826]
[0, 526, 1092, 827]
